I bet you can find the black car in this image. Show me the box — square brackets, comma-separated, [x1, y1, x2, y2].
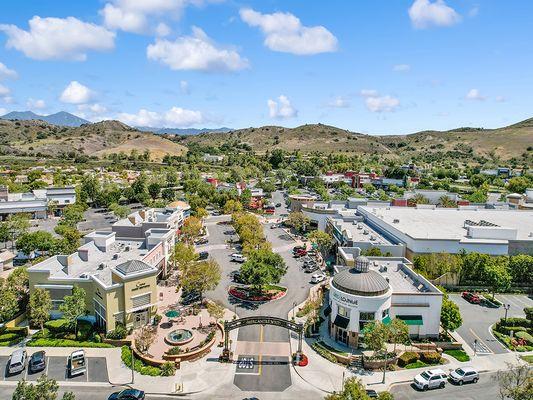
[29, 351, 46, 373]
[275, 203, 282, 207]
[365, 389, 378, 398]
[198, 251, 209, 260]
[108, 389, 145, 400]
[181, 290, 201, 305]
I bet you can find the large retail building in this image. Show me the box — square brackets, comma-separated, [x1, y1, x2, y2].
[328, 254, 443, 348]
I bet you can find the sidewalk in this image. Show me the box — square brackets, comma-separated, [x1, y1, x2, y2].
[286, 304, 532, 393]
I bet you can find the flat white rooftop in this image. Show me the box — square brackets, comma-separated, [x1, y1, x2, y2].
[359, 206, 533, 242]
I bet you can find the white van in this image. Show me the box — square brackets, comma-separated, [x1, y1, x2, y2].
[230, 253, 247, 263]
[68, 350, 86, 377]
[8, 349, 27, 375]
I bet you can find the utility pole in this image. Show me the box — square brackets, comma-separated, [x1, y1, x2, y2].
[503, 304, 510, 322]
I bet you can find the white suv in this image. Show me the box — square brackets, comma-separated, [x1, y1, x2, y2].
[413, 368, 447, 391]
[230, 253, 247, 263]
[449, 366, 479, 385]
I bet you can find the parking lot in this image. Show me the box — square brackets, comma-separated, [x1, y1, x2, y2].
[0, 355, 108, 383]
[450, 293, 533, 355]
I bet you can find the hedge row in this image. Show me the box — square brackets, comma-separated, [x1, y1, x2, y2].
[121, 346, 162, 376]
[27, 338, 113, 348]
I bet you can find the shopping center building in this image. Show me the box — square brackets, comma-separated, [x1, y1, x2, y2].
[328, 254, 443, 349]
[28, 225, 176, 332]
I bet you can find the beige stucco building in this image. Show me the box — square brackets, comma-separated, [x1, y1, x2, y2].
[28, 227, 175, 332]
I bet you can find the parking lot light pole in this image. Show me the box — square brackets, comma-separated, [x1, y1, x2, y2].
[473, 339, 478, 356]
[130, 344, 135, 384]
[293, 302, 297, 320]
[503, 304, 511, 322]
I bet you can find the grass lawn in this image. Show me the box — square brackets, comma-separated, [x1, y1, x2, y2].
[520, 355, 533, 364]
[405, 361, 428, 369]
[444, 349, 470, 362]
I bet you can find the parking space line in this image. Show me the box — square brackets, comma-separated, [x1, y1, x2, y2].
[45, 357, 50, 376]
[85, 357, 89, 382]
[498, 295, 523, 311]
[258, 325, 263, 376]
[511, 296, 531, 308]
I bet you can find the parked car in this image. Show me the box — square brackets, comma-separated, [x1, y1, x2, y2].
[270, 224, 278, 229]
[230, 253, 247, 263]
[294, 249, 308, 258]
[108, 389, 146, 400]
[462, 291, 481, 304]
[198, 251, 209, 260]
[413, 369, 448, 391]
[293, 245, 306, 253]
[29, 350, 46, 373]
[181, 290, 201, 305]
[194, 237, 209, 245]
[311, 273, 326, 283]
[480, 296, 500, 308]
[305, 265, 319, 273]
[275, 203, 282, 207]
[365, 389, 378, 398]
[224, 230, 236, 235]
[231, 271, 245, 284]
[68, 350, 86, 377]
[7, 349, 27, 375]
[449, 367, 479, 385]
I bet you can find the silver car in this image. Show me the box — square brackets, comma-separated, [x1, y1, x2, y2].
[449, 366, 479, 385]
[8, 349, 27, 375]
[413, 368, 447, 391]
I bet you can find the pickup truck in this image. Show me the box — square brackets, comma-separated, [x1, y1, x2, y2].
[68, 350, 86, 377]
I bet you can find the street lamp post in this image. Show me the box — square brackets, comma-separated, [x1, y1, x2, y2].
[473, 339, 478, 356]
[293, 302, 297, 320]
[503, 304, 511, 322]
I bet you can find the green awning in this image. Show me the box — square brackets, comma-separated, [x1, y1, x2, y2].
[382, 315, 392, 325]
[397, 315, 423, 326]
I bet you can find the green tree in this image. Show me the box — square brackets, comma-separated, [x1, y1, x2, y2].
[239, 249, 287, 293]
[363, 321, 388, 355]
[80, 175, 100, 204]
[0, 280, 19, 322]
[170, 241, 198, 273]
[59, 287, 87, 335]
[506, 176, 531, 194]
[7, 267, 29, 301]
[148, 182, 161, 199]
[16, 231, 56, 256]
[440, 295, 462, 336]
[497, 362, 532, 400]
[181, 259, 221, 300]
[161, 188, 176, 201]
[180, 216, 203, 243]
[307, 230, 333, 255]
[223, 199, 243, 214]
[325, 377, 376, 400]
[508, 255, 533, 286]
[206, 300, 225, 321]
[469, 174, 485, 188]
[287, 211, 310, 233]
[388, 318, 410, 352]
[484, 262, 512, 300]
[29, 288, 52, 331]
[109, 203, 130, 219]
[12, 375, 76, 400]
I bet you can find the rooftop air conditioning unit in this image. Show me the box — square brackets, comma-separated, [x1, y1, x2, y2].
[98, 263, 105, 269]
[125, 246, 130, 251]
[112, 254, 119, 260]
[80, 274, 88, 279]
[393, 219, 399, 223]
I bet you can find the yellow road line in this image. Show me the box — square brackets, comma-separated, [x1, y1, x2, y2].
[258, 325, 264, 375]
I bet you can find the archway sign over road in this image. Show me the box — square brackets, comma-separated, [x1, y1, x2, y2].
[221, 316, 304, 361]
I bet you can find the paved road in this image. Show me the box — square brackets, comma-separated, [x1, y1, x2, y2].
[450, 293, 533, 355]
[391, 372, 500, 399]
[0, 385, 181, 400]
[203, 202, 315, 394]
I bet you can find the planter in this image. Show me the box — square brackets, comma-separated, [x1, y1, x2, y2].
[363, 354, 399, 370]
[228, 285, 287, 302]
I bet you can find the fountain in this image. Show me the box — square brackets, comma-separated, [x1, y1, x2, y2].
[165, 329, 194, 346]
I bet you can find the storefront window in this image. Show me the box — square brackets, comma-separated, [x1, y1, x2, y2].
[359, 311, 375, 332]
[382, 308, 390, 318]
[338, 305, 349, 318]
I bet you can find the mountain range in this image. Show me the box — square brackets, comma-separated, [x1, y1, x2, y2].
[136, 126, 232, 135]
[0, 111, 90, 127]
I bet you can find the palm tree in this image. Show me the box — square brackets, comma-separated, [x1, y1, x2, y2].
[438, 195, 457, 208]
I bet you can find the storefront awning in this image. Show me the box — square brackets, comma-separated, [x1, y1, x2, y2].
[333, 315, 350, 329]
[382, 315, 392, 325]
[397, 315, 423, 326]
[324, 305, 331, 317]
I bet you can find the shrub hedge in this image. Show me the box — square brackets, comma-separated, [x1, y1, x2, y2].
[398, 352, 419, 367]
[121, 346, 162, 376]
[420, 352, 442, 364]
[515, 331, 533, 345]
[27, 338, 113, 348]
[311, 342, 337, 363]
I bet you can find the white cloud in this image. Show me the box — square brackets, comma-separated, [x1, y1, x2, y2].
[101, 1, 219, 33]
[59, 81, 95, 104]
[0, 16, 115, 61]
[26, 98, 46, 110]
[0, 62, 17, 80]
[155, 22, 172, 37]
[468, 6, 480, 17]
[1, 96, 14, 104]
[78, 103, 108, 114]
[100, 3, 147, 33]
[327, 96, 350, 108]
[495, 95, 506, 103]
[0, 84, 10, 96]
[147, 27, 249, 72]
[180, 80, 190, 94]
[118, 106, 208, 127]
[267, 95, 297, 119]
[465, 88, 486, 101]
[408, 0, 461, 29]
[393, 64, 411, 72]
[360, 90, 400, 113]
[0, 107, 6, 116]
[240, 8, 337, 55]
[360, 89, 379, 98]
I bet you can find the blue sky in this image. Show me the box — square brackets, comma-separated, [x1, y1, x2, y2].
[0, 0, 532, 134]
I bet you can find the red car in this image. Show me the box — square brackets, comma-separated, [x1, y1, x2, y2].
[462, 291, 481, 304]
[294, 249, 308, 257]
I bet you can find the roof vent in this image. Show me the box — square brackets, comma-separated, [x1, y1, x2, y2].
[98, 263, 106, 270]
[125, 246, 130, 251]
[112, 254, 119, 260]
[393, 219, 399, 223]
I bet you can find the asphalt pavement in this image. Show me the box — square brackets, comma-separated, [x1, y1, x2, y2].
[390, 372, 501, 400]
[450, 293, 533, 355]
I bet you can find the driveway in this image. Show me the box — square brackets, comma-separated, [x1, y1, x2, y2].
[204, 213, 315, 393]
[450, 293, 533, 355]
[78, 207, 117, 233]
[0, 355, 108, 383]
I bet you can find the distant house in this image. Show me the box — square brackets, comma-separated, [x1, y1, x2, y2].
[0, 250, 15, 272]
[202, 154, 225, 163]
[0, 185, 76, 220]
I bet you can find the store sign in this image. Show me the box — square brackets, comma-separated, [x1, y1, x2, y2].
[331, 291, 358, 307]
[132, 281, 149, 291]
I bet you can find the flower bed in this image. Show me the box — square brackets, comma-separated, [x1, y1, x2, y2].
[228, 285, 287, 302]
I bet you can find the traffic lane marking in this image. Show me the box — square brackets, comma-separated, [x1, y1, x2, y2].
[469, 328, 493, 354]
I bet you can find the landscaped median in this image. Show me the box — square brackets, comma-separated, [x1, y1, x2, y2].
[228, 284, 287, 302]
[27, 319, 113, 348]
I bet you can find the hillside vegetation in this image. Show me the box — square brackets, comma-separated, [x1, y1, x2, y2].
[180, 119, 533, 163]
[0, 119, 187, 161]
